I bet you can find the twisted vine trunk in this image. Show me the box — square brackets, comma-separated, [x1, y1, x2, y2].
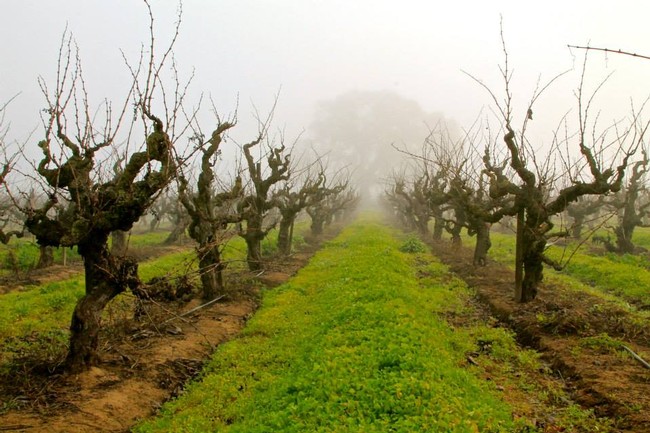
[614, 224, 636, 254]
[415, 216, 429, 236]
[111, 230, 128, 255]
[198, 245, 224, 300]
[36, 245, 54, 269]
[245, 236, 263, 271]
[66, 235, 138, 372]
[450, 224, 462, 249]
[473, 223, 491, 266]
[432, 216, 444, 241]
[310, 215, 325, 236]
[277, 218, 293, 255]
[243, 213, 265, 271]
[164, 215, 189, 245]
[571, 214, 585, 239]
[520, 221, 546, 302]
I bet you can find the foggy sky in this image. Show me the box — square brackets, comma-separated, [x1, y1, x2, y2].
[2, 1, 650, 153]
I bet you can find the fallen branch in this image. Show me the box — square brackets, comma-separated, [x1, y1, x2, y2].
[622, 345, 650, 370]
[160, 294, 226, 325]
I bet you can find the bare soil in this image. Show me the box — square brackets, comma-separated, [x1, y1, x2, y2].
[430, 240, 650, 433]
[0, 234, 331, 433]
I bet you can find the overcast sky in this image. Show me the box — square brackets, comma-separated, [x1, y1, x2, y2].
[2, 0, 650, 150]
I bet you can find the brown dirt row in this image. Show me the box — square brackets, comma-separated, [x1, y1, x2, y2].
[0, 232, 336, 433]
[430, 241, 650, 433]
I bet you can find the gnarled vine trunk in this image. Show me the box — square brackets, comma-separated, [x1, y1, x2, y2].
[36, 245, 54, 269]
[277, 219, 293, 255]
[473, 223, 492, 266]
[111, 230, 128, 255]
[244, 236, 263, 271]
[66, 234, 139, 372]
[164, 214, 189, 245]
[571, 214, 585, 239]
[450, 230, 462, 248]
[432, 215, 444, 241]
[310, 215, 325, 236]
[197, 244, 224, 301]
[241, 211, 265, 271]
[520, 234, 546, 302]
[614, 224, 636, 254]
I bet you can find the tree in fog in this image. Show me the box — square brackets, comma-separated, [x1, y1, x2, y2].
[389, 124, 514, 265]
[0, 173, 25, 246]
[238, 125, 291, 271]
[387, 163, 449, 240]
[306, 177, 357, 236]
[179, 120, 243, 300]
[596, 151, 650, 253]
[443, 139, 517, 264]
[471, 47, 639, 302]
[163, 193, 191, 245]
[147, 189, 190, 243]
[273, 163, 329, 255]
[566, 195, 603, 239]
[309, 90, 455, 202]
[389, 172, 437, 236]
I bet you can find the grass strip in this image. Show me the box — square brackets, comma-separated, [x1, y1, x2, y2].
[135, 217, 530, 433]
[0, 250, 194, 345]
[0, 230, 176, 274]
[0, 223, 311, 369]
[488, 232, 650, 308]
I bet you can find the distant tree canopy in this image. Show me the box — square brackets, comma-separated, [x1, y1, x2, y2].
[308, 90, 457, 200]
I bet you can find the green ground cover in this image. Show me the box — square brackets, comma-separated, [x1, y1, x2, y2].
[487, 231, 650, 307]
[0, 250, 195, 373]
[619, 226, 650, 250]
[0, 230, 174, 274]
[136, 217, 606, 433]
[0, 223, 307, 371]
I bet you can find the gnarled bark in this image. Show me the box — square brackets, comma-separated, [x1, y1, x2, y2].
[111, 230, 128, 255]
[67, 235, 140, 371]
[36, 245, 54, 269]
[472, 223, 492, 266]
[601, 154, 650, 254]
[26, 111, 176, 372]
[164, 207, 190, 245]
[306, 182, 357, 238]
[238, 134, 290, 271]
[277, 219, 293, 255]
[487, 126, 630, 302]
[274, 171, 329, 255]
[179, 122, 242, 300]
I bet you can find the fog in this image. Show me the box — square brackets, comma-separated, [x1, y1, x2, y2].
[2, 1, 650, 191]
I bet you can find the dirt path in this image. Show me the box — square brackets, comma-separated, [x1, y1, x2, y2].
[0, 235, 332, 433]
[1, 298, 256, 432]
[430, 240, 650, 433]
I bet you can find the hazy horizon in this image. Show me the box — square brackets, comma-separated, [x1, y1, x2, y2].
[2, 1, 650, 167]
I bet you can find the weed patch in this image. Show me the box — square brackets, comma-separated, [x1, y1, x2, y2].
[398, 236, 427, 253]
